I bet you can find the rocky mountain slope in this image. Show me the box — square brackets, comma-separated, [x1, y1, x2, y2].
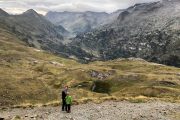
[45, 10, 123, 35]
[0, 8, 94, 59]
[0, 9, 71, 55]
[70, 0, 180, 67]
[0, 8, 9, 16]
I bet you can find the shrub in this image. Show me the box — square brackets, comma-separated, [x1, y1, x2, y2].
[92, 80, 111, 94]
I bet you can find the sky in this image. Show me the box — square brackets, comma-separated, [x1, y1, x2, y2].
[0, 0, 160, 15]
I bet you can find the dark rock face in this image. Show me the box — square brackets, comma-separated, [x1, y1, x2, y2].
[118, 11, 130, 21]
[92, 80, 111, 93]
[69, 1, 180, 67]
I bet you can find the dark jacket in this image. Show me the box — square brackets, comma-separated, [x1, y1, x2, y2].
[62, 90, 67, 99]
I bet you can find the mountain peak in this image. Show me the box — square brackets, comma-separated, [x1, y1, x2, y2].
[23, 9, 40, 17]
[163, 0, 179, 2]
[0, 8, 9, 16]
[24, 9, 37, 13]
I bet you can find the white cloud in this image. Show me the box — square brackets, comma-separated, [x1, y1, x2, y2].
[0, 0, 160, 15]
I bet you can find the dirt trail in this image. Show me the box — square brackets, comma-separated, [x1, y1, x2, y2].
[0, 101, 180, 120]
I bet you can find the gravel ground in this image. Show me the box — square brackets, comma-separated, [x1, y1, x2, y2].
[0, 101, 180, 120]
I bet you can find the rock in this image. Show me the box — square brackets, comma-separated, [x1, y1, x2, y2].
[13, 115, 21, 120]
[90, 70, 113, 80]
[70, 117, 75, 120]
[33, 49, 41, 52]
[33, 60, 39, 64]
[163, 111, 167, 115]
[49, 61, 64, 67]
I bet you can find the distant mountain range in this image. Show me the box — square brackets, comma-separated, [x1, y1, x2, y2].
[0, 9, 77, 57]
[45, 10, 123, 35]
[0, 0, 180, 67]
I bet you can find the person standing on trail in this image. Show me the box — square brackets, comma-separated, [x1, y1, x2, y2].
[61, 86, 68, 111]
[65, 92, 72, 113]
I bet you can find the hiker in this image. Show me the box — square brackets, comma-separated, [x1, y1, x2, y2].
[65, 92, 72, 113]
[61, 86, 68, 111]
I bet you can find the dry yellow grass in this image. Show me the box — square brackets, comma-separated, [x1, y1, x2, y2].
[0, 28, 180, 108]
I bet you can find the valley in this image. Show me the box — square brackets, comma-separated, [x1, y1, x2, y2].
[0, 0, 180, 119]
[0, 26, 179, 108]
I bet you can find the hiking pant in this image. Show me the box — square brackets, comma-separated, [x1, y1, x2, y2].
[62, 99, 67, 111]
[66, 104, 71, 113]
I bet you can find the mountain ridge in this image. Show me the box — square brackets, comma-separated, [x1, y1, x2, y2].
[45, 9, 123, 34]
[0, 9, 78, 58]
[69, 1, 180, 67]
[0, 8, 9, 16]
[23, 9, 39, 15]
[1, 1, 180, 67]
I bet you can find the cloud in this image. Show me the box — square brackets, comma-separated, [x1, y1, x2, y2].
[0, 0, 160, 15]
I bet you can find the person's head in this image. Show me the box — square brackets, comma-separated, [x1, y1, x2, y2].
[65, 85, 68, 90]
[63, 85, 68, 90]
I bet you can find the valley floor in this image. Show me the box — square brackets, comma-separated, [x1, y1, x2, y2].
[0, 101, 180, 120]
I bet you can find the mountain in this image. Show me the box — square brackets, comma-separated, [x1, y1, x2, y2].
[0, 9, 76, 57]
[55, 25, 70, 37]
[69, 0, 180, 67]
[23, 9, 70, 37]
[45, 10, 123, 35]
[0, 5, 180, 108]
[0, 8, 9, 16]
[100, 9, 124, 26]
[45, 11, 108, 35]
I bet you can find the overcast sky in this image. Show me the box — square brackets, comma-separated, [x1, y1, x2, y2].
[0, 0, 160, 15]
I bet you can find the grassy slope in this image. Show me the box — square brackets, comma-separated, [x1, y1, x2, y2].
[0, 28, 180, 107]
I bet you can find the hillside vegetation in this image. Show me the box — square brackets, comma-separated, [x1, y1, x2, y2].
[0, 28, 180, 108]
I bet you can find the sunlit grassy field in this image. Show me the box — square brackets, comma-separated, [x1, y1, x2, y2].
[0, 28, 180, 108]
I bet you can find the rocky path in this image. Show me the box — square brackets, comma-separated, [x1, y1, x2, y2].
[0, 101, 180, 120]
